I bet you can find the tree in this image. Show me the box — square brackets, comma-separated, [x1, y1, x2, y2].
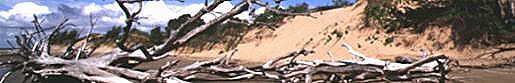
[254, 8, 287, 23]
[254, 3, 311, 24]
[311, 0, 352, 12]
[49, 29, 79, 45]
[149, 26, 164, 45]
[332, 0, 352, 7]
[105, 26, 122, 39]
[287, 2, 309, 13]
[166, 14, 205, 38]
[166, 14, 190, 34]
[363, 0, 514, 48]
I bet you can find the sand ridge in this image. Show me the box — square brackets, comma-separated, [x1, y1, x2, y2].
[175, 0, 515, 66]
[180, 1, 419, 62]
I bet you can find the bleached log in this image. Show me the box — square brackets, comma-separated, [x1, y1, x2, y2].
[163, 77, 190, 83]
[262, 49, 314, 69]
[341, 42, 447, 72]
[103, 66, 150, 80]
[0, 71, 11, 83]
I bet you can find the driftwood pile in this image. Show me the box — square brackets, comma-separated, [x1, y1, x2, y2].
[0, 38, 454, 83]
[152, 43, 453, 83]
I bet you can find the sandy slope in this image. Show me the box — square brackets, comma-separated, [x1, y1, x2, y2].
[175, 0, 515, 66]
[181, 1, 420, 62]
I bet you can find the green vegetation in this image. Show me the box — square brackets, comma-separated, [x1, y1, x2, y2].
[166, 14, 206, 38]
[311, 0, 353, 12]
[183, 18, 249, 51]
[287, 3, 309, 13]
[141, 14, 249, 52]
[253, 6, 287, 24]
[254, 3, 313, 24]
[384, 37, 394, 46]
[104, 26, 122, 40]
[149, 26, 165, 45]
[364, 0, 514, 48]
[331, 30, 344, 39]
[49, 29, 80, 45]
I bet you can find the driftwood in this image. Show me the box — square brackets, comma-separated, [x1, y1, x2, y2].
[0, 0, 455, 83]
[237, 42, 454, 83]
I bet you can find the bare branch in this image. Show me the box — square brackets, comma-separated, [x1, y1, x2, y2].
[262, 49, 314, 69]
[163, 0, 225, 46]
[46, 17, 70, 56]
[75, 15, 96, 60]
[6, 40, 17, 49]
[32, 15, 46, 37]
[0, 71, 11, 83]
[115, 0, 145, 52]
[152, 1, 249, 56]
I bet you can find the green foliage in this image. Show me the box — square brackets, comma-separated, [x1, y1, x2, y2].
[184, 18, 249, 51]
[105, 26, 122, 39]
[102, 26, 151, 46]
[311, 0, 353, 12]
[331, 30, 344, 39]
[149, 26, 165, 45]
[253, 7, 287, 24]
[363, 0, 514, 48]
[287, 3, 309, 13]
[166, 14, 205, 37]
[167, 14, 191, 32]
[384, 37, 394, 46]
[159, 14, 251, 52]
[129, 28, 149, 37]
[254, 3, 311, 24]
[49, 29, 80, 45]
[311, 6, 340, 12]
[332, 0, 353, 7]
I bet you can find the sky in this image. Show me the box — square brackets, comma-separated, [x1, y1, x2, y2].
[0, 0, 356, 48]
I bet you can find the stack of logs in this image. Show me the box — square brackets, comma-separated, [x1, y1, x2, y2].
[153, 43, 454, 83]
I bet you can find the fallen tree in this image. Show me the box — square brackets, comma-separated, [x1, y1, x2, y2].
[0, 0, 456, 83]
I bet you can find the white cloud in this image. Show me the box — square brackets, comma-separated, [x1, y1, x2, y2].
[254, 7, 266, 15]
[0, 2, 51, 21]
[200, 1, 252, 22]
[172, 3, 204, 17]
[89, 1, 253, 27]
[235, 11, 250, 20]
[103, 2, 123, 12]
[100, 16, 125, 24]
[0, 1, 255, 32]
[0, 12, 8, 19]
[138, 1, 184, 26]
[83, 3, 102, 15]
[135, 26, 153, 32]
[81, 2, 126, 26]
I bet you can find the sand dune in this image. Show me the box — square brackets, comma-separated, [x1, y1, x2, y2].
[182, 1, 416, 62]
[176, 0, 515, 66]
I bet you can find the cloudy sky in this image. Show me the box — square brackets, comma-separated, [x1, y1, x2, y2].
[0, 0, 355, 48]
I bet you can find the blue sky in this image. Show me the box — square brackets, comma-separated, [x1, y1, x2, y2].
[0, 0, 355, 48]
